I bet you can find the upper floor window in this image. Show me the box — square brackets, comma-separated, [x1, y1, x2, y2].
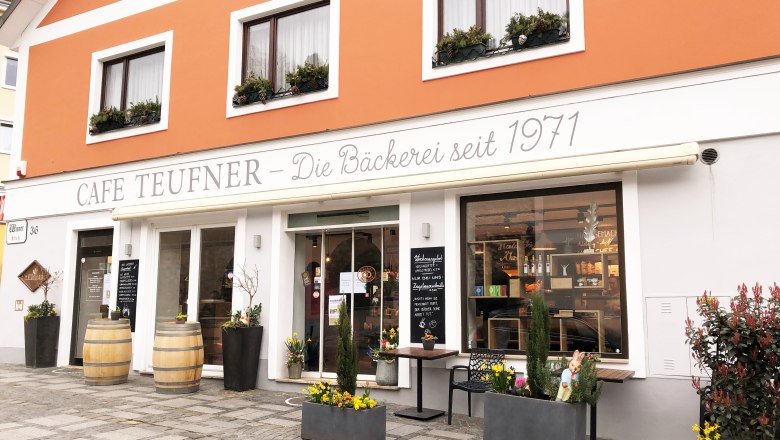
[423, 0, 583, 80]
[86, 31, 172, 144]
[4, 57, 16, 88]
[102, 47, 164, 111]
[0, 122, 12, 152]
[227, 0, 339, 116]
[235, 2, 330, 106]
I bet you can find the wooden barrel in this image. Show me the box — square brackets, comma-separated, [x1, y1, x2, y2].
[153, 322, 204, 394]
[83, 318, 132, 386]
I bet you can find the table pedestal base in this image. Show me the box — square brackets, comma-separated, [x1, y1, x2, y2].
[394, 408, 444, 421]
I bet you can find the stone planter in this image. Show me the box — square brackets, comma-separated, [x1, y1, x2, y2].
[24, 316, 60, 368]
[301, 401, 386, 440]
[222, 326, 263, 391]
[375, 359, 398, 386]
[484, 392, 586, 440]
[422, 339, 436, 350]
[287, 362, 302, 379]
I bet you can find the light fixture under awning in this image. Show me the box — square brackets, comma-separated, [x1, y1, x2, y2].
[111, 142, 699, 221]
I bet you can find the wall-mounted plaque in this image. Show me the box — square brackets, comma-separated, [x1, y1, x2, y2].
[18, 260, 50, 292]
[6, 219, 28, 245]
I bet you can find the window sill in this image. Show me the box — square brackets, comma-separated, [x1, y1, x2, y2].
[86, 119, 167, 145]
[1, 85, 15, 91]
[226, 84, 337, 118]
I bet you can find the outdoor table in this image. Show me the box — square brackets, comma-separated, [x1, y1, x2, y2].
[591, 368, 634, 440]
[383, 347, 459, 421]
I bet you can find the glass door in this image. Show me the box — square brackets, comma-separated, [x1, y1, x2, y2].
[154, 226, 235, 367]
[70, 229, 114, 365]
[294, 226, 399, 377]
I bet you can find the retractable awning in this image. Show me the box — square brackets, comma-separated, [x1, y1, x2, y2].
[111, 142, 699, 221]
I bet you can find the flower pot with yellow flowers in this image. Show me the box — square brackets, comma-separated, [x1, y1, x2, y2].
[284, 332, 307, 379]
[301, 381, 386, 440]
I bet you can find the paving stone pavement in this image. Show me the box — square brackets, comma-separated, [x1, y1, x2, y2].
[0, 364, 483, 439]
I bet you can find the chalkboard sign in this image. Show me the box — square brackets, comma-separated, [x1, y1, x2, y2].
[410, 247, 445, 344]
[117, 259, 139, 332]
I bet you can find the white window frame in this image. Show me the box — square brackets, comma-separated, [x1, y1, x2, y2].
[86, 31, 173, 145]
[422, 0, 585, 81]
[2, 56, 17, 90]
[226, 0, 340, 119]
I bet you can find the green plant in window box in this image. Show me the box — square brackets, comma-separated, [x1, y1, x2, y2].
[504, 8, 565, 50]
[285, 62, 329, 95]
[89, 107, 126, 135]
[436, 25, 492, 66]
[127, 98, 161, 126]
[233, 73, 274, 107]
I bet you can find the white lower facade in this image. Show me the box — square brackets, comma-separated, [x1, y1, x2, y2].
[2, 58, 780, 439]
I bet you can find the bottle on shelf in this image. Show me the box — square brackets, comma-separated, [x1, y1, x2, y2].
[545, 255, 551, 276]
[537, 256, 544, 276]
[523, 256, 529, 276]
[530, 256, 535, 276]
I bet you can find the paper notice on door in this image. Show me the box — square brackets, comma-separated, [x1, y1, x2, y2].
[87, 269, 104, 302]
[339, 272, 367, 294]
[102, 273, 112, 305]
[328, 295, 346, 326]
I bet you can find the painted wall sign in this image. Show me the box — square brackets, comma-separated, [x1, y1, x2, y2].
[116, 260, 139, 332]
[6, 66, 780, 220]
[18, 260, 49, 292]
[6, 220, 27, 244]
[410, 247, 445, 343]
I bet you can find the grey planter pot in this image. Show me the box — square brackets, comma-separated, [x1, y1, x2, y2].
[484, 392, 586, 440]
[301, 401, 386, 440]
[375, 359, 398, 386]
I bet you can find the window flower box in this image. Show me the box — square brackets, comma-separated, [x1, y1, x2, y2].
[301, 401, 386, 440]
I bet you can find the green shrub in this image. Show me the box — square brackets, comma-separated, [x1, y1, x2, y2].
[285, 62, 329, 87]
[127, 98, 161, 123]
[89, 107, 126, 132]
[336, 302, 357, 395]
[436, 25, 492, 53]
[24, 300, 57, 322]
[233, 73, 273, 105]
[527, 293, 550, 398]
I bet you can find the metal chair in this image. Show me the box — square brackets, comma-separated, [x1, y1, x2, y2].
[447, 348, 505, 425]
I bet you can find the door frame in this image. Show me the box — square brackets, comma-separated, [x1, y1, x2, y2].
[58, 217, 121, 368]
[134, 210, 247, 375]
[69, 228, 114, 365]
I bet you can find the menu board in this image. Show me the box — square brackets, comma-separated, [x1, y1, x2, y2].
[410, 247, 445, 343]
[117, 260, 139, 332]
[86, 269, 104, 302]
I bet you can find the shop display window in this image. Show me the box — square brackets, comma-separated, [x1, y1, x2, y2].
[461, 183, 627, 358]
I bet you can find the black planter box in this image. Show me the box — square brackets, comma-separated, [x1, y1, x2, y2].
[293, 78, 328, 94]
[484, 392, 586, 440]
[525, 29, 561, 48]
[301, 401, 386, 440]
[438, 43, 487, 65]
[222, 326, 263, 391]
[24, 316, 60, 368]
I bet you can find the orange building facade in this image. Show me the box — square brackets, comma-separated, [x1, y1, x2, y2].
[1, 1, 780, 437]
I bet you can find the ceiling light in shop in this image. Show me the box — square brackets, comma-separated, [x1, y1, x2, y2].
[532, 232, 557, 251]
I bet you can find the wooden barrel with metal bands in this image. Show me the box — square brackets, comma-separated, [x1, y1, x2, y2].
[152, 322, 204, 394]
[83, 318, 132, 386]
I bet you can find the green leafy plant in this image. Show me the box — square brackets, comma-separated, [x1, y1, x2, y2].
[436, 25, 492, 54]
[285, 332, 308, 366]
[527, 293, 551, 398]
[127, 98, 161, 125]
[553, 353, 603, 405]
[534, 8, 564, 32]
[686, 283, 780, 439]
[89, 107, 126, 133]
[175, 313, 187, 320]
[24, 300, 57, 322]
[285, 62, 329, 89]
[336, 302, 358, 395]
[233, 73, 273, 106]
[505, 12, 537, 39]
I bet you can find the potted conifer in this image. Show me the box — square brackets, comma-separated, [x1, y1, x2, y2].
[436, 26, 492, 65]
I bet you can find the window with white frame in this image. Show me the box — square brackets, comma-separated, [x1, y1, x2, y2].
[423, 0, 584, 81]
[86, 31, 172, 144]
[227, 1, 339, 116]
[4, 57, 16, 88]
